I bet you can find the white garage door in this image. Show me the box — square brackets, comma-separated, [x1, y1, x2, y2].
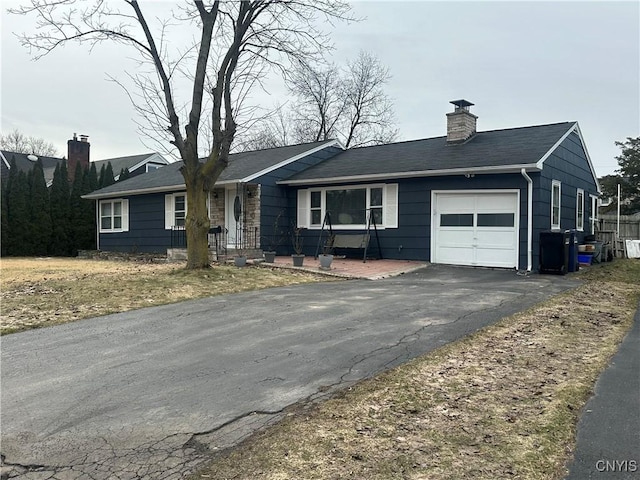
[432, 191, 519, 268]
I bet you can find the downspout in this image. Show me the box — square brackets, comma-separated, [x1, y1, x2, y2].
[95, 199, 100, 251]
[521, 168, 533, 272]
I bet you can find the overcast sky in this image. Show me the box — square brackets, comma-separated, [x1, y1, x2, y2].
[1, 1, 638, 177]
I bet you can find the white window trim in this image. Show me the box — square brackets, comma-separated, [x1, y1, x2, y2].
[590, 194, 598, 233]
[165, 192, 188, 229]
[99, 199, 129, 233]
[551, 180, 561, 229]
[298, 184, 398, 230]
[576, 188, 584, 231]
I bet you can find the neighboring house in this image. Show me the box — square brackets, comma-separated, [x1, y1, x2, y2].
[92, 153, 170, 181]
[82, 140, 343, 254]
[83, 100, 600, 272]
[0, 150, 63, 187]
[1, 133, 169, 185]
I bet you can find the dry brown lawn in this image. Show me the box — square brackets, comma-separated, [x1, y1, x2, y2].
[192, 260, 640, 480]
[0, 257, 333, 335]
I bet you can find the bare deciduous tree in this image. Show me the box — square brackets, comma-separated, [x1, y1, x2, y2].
[0, 129, 59, 156]
[341, 51, 398, 148]
[11, 0, 352, 268]
[238, 50, 397, 150]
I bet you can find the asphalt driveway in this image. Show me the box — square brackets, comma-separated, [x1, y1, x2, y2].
[1, 265, 580, 479]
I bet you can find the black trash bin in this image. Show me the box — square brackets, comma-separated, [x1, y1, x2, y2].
[539, 230, 570, 275]
[567, 230, 579, 272]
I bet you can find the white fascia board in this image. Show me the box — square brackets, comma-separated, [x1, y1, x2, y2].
[127, 153, 170, 173]
[0, 151, 9, 169]
[82, 183, 186, 200]
[279, 163, 540, 186]
[573, 123, 601, 194]
[535, 122, 601, 194]
[239, 139, 342, 183]
[535, 123, 576, 169]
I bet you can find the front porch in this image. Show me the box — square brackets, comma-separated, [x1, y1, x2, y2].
[167, 225, 263, 262]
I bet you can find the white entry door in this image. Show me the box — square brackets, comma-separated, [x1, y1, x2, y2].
[432, 191, 519, 268]
[226, 186, 243, 248]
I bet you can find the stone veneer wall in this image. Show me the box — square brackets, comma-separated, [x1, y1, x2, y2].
[208, 184, 261, 248]
[243, 184, 261, 248]
[209, 188, 226, 229]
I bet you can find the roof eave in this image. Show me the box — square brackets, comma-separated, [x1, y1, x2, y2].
[239, 139, 342, 183]
[82, 183, 186, 200]
[278, 164, 541, 186]
[535, 122, 601, 194]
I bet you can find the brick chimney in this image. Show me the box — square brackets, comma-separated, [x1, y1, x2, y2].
[67, 133, 90, 182]
[446, 99, 477, 144]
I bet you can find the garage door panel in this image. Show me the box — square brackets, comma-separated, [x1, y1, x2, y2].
[475, 250, 517, 268]
[437, 246, 475, 265]
[475, 229, 516, 248]
[433, 192, 518, 269]
[438, 228, 474, 246]
[437, 195, 472, 211]
[475, 194, 517, 211]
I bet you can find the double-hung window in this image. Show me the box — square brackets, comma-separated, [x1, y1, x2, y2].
[165, 192, 187, 229]
[299, 184, 398, 229]
[310, 191, 322, 225]
[551, 180, 561, 229]
[576, 188, 584, 231]
[99, 199, 129, 232]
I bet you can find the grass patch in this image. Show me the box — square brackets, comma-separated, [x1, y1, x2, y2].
[0, 257, 334, 335]
[192, 259, 640, 480]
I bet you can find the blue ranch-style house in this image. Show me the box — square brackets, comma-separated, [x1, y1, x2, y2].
[84, 100, 600, 271]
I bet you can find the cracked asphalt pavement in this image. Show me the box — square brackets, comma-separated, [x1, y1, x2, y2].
[1, 265, 580, 479]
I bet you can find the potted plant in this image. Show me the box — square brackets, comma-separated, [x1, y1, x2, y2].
[261, 211, 285, 263]
[318, 234, 335, 270]
[291, 227, 305, 267]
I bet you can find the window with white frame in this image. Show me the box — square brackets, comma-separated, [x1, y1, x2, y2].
[576, 188, 584, 231]
[590, 195, 598, 232]
[551, 180, 561, 229]
[298, 184, 398, 229]
[310, 191, 322, 225]
[99, 199, 129, 232]
[165, 192, 187, 229]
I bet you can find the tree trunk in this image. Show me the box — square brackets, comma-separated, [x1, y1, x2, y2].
[183, 164, 211, 269]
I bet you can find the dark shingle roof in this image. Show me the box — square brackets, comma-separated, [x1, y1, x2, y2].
[83, 140, 336, 199]
[281, 122, 576, 184]
[0, 151, 64, 184]
[0, 150, 170, 184]
[82, 161, 184, 198]
[92, 153, 168, 174]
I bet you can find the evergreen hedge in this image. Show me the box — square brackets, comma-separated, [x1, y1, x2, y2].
[1, 160, 117, 257]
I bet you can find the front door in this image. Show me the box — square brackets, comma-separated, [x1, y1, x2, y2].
[226, 186, 243, 248]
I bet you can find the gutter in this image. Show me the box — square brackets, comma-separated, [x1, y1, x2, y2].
[82, 183, 187, 200]
[279, 163, 541, 186]
[521, 168, 533, 272]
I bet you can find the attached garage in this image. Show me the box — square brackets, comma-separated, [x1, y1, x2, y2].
[431, 191, 519, 268]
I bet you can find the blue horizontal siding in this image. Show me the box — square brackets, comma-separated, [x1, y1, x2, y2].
[257, 146, 342, 255]
[98, 193, 171, 253]
[292, 173, 530, 268]
[534, 131, 599, 268]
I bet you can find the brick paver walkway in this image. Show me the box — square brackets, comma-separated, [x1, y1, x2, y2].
[265, 256, 428, 280]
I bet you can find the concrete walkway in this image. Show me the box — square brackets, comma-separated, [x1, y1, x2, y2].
[565, 301, 640, 479]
